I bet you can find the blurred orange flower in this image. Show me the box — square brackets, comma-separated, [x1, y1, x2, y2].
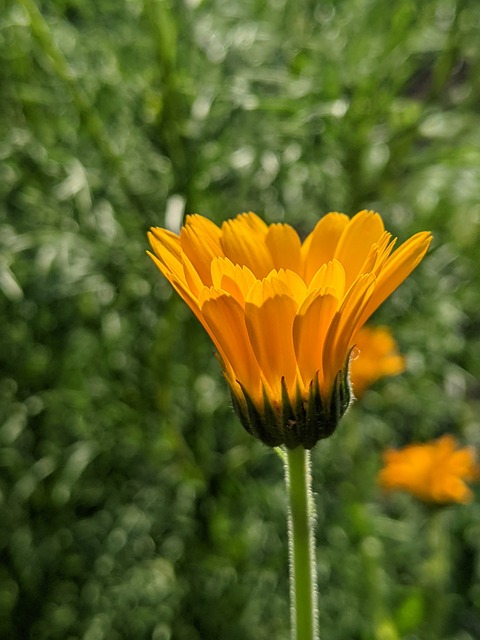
[148, 210, 431, 448]
[379, 435, 479, 503]
[350, 326, 405, 397]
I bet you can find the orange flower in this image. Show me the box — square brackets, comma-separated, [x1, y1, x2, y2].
[350, 326, 405, 398]
[148, 210, 431, 448]
[379, 436, 479, 504]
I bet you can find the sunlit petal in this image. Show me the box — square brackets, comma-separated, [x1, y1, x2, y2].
[334, 210, 385, 287]
[267, 269, 308, 304]
[359, 231, 432, 325]
[148, 229, 184, 281]
[199, 288, 262, 402]
[301, 212, 349, 285]
[323, 273, 376, 393]
[245, 285, 298, 400]
[308, 259, 346, 300]
[220, 212, 273, 278]
[265, 223, 302, 273]
[210, 257, 257, 306]
[179, 214, 223, 285]
[293, 289, 339, 389]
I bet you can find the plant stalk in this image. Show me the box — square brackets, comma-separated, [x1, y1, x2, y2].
[285, 446, 318, 640]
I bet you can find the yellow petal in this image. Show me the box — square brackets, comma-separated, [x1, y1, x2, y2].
[359, 231, 433, 326]
[265, 223, 302, 273]
[370, 233, 396, 274]
[147, 249, 177, 285]
[323, 273, 376, 392]
[293, 289, 340, 388]
[334, 210, 385, 287]
[266, 269, 308, 305]
[199, 288, 262, 401]
[234, 211, 269, 234]
[301, 212, 349, 285]
[220, 213, 273, 278]
[245, 285, 298, 400]
[308, 259, 346, 300]
[210, 257, 257, 306]
[148, 229, 204, 298]
[148, 228, 184, 281]
[180, 214, 223, 285]
[148, 251, 216, 341]
[181, 252, 204, 298]
[247, 274, 291, 305]
[357, 231, 394, 278]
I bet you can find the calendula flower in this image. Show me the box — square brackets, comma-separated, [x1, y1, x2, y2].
[350, 326, 405, 397]
[148, 210, 431, 448]
[379, 435, 479, 504]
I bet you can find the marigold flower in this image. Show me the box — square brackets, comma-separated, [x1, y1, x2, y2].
[148, 210, 431, 448]
[350, 326, 405, 397]
[378, 435, 479, 504]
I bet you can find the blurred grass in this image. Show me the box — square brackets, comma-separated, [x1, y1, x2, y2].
[1, 0, 480, 638]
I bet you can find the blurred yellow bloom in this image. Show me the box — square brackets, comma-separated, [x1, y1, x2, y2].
[379, 436, 479, 504]
[350, 326, 405, 397]
[148, 210, 431, 448]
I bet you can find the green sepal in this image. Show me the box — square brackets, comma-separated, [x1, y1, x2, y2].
[230, 351, 353, 449]
[235, 382, 283, 447]
[305, 373, 325, 446]
[280, 377, 300, 450]
[262, 385, 284, 446]
[329, 365, 352, 431]
[230, 391, 256, 439]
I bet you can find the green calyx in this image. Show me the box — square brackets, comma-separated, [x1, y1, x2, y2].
[230, 362, 353, 449]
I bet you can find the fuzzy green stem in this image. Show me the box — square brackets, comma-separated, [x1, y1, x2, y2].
[285, 446, 318, 640]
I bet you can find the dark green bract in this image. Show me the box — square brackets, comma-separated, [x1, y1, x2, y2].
[232, 364, 352, 449]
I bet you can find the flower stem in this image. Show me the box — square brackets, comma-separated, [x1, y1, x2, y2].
[285, 446, 318, 640]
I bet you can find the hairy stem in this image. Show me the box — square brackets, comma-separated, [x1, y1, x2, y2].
[285, 446, 318, 640]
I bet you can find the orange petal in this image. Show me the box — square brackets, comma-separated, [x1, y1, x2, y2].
[148, 251, 219, 342]
[265, 223, 302, 273]
[301, 212, 349, 285]
[334, 210, 385, 287]
[293, 289, 340, 389]
[266, 269, 308, 305]
[220, 213, 273, 279]
[210, 257, 257, 306]
[323, 273, 376, 392]
[199, 288, 262, 401]
[247, 274, 291, 304]
[148, 229, 184, 281]
[179, 214, 223, 285]
[308, 259, 346, 300]
[370, 233, 396, 275]
[359, 231, 433, 325]
[245, 285, 298, 400]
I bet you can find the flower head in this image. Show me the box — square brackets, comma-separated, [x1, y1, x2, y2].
[378, 435, 479, 504]
[148, 210, 431, 448]
[350, 326, 405, 398]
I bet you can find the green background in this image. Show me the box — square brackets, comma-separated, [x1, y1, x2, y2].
[2, 0, 480, 638]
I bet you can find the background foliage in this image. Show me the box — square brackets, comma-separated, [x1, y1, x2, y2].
[2, 0, 480, 638]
